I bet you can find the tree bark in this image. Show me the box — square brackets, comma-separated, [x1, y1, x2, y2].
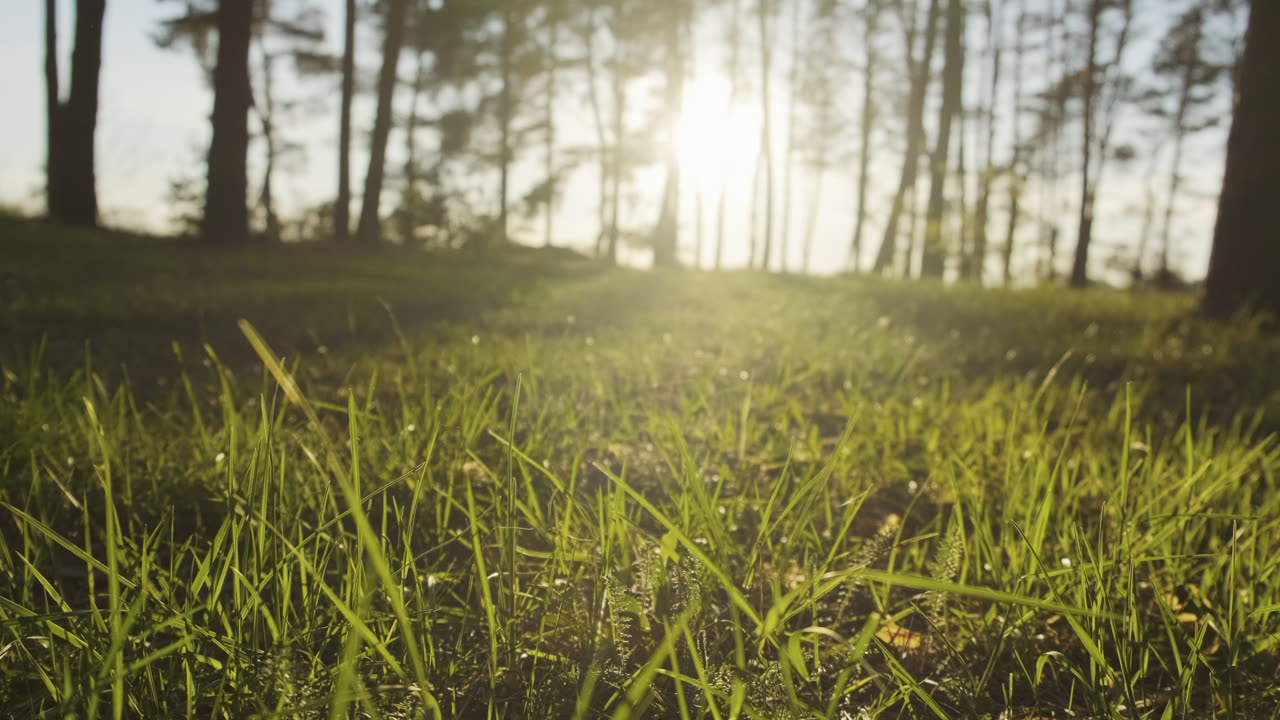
[652, 0, 685, 268]
[873, 0, 941, 274]
[920, 0, 964, 278]
[355, 0, 409, 248]
[715, 0, 744, 270]
[495, 7, 515, 251]
[47, 0, 106, 227]
[1157, 59, 1196, 280]
[848, 4, 881, 272]
[779, 0, 803, 272]
[334, 0, 355, 244]
[543, 7, 559, 248]
[400, 46, 428, 245]
[45, 0, 62, 220]
[1000, 0, 1027, 286]
[1069, 0, 1101, 287]
[606, 17, 627, 265]
[579, 8, 610, 257]
[255, 38, 281, 244]
[969, 0, 1002, 283]
[202, 0, 254, 247]
[756, 0, 775, 270]
[1202, 2, 1280, 319]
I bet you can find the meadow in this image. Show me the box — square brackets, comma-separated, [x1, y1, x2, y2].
[1, 215, 1278, 718]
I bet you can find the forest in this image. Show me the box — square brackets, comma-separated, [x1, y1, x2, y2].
[2, 0, 1279, 717]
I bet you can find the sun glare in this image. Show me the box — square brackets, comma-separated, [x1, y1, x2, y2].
[676, 74, 760, 186]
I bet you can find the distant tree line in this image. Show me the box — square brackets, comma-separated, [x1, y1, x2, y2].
[38, 0, 1279, 319]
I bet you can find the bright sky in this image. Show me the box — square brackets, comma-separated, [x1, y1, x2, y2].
[1, 0, 1234, 281]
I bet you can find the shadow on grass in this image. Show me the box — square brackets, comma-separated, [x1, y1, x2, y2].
[0, 214, 606, 380]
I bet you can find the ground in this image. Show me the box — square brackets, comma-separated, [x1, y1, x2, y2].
[1, 214, 1279, 718]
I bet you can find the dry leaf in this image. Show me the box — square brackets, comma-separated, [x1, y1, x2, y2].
[875, 622, 925, 649]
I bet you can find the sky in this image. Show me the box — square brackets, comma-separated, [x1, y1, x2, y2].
[1, 0, 1238, 281]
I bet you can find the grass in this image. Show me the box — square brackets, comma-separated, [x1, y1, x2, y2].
[2, 215, 1279, 718]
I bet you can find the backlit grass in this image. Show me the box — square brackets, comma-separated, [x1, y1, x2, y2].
[2, 219, 1279, 718]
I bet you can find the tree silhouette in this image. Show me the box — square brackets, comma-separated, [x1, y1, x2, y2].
[355, 0, 410, 247]
[1202, 1, 1280, 320]
[45, 0, 106, 228]
[202, 0, 254, 247]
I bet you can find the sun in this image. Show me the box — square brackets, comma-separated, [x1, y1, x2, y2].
[675, 74, 760, 187]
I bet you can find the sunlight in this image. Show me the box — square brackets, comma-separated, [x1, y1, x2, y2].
[676, 74, 760, 186]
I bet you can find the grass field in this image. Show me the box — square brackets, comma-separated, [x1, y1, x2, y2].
[2, 215, 1279, 719]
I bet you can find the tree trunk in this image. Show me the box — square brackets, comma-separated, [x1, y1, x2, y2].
[780, 0, 803, 272]
[45, 0, 62, 220]
[202, 0, 254, 247]
[652, 0, 684, 268]
[334, 0, 355, 244]
[1157, 64, 1194, 280]
[902, 181, 919, 276]
[748, 141, 763, 268]
[256, 39, 281, 244]
[1132, 143, 1161, 282]
[921, 0, 964, 278]
[1202, 2, 1280, 319]
[401, 48, 428, 245]
[970, 0, 1002, 283]
[848, 5, 880, 272]
[1001, 0, 1026, 286]
[873, 0, 941, 274]
[48, 0, 106, 227]
[716, 0, 744, 271]
[543, 8, 559, 248]
[1001, 176, 1021, 284]
[579, 8, 610, 257]
[756, 0, 775, 271]
[693, 181, 704, 268]
[495, 7, 515, 250]
[355, 0, 409, 248]
[1069, 0, 1101, 288]
[607, 28, 626, 265]
[802, 167, 824, 274]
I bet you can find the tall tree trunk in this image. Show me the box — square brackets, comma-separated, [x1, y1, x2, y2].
[920, 0, 964, 278]
[848, 4, 881, 272]
[1132, 144, 1161, 282]
[716, 0, 745, 270]
[780, 0, 803, 272]
[1157, 62, 1195, 281]
[48, 0, 106, 227]
[45, 0, 62, 220]
[802, 167, 825, 274]
[401, 48, 428, 245]
[203, 0, 254, 247]
[543, 7, 559, 248]
[1038, 0, 1066, 282]
[902, 182, 919, 275]
[970, 0, 1002, 283]
[652, 0, 684, 268]
[255, 39, 281, 244]
[1000, 0, 1027, 286]
[334, 0, 355, 244]
[496, 7, 515, 250]
[1202, 2, 1280, 319]
[873, 0, 941, 274]
[1070, 0, 1131, 287]
[1069, 0, 1101, 288]
[580, 8, 610, 257]
[606, 25, 627, 265]
[355, 0, 409, 248]
[748, 142, 763, 268]
[756, 0, 775, 271]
